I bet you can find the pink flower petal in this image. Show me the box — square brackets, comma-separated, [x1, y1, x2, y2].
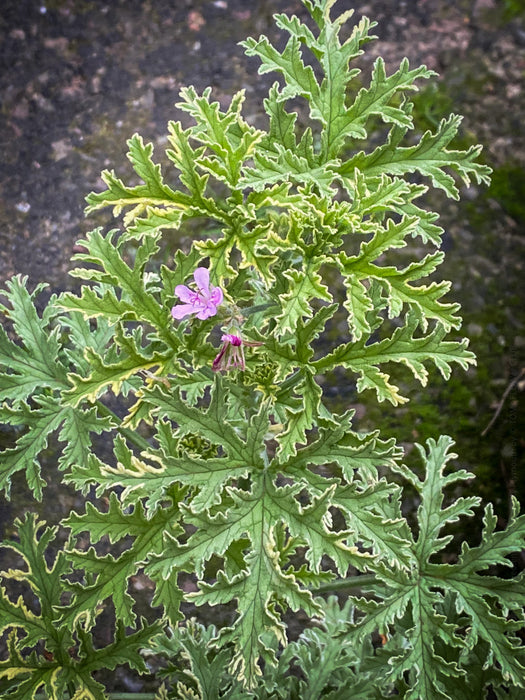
[222, 333, 242, 346]
[196, 303, 217, 320]
[193, 267, 210, 296]
[174, 284, 196, 303]
[171, 303, 198, 319]
[171, 266, 223, 322]
[210, 287, 223, 306]
[212, 344, 228, 371]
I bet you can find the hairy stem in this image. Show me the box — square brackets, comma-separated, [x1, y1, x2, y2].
[311, 573, 377, 592]
[95, 400, 152, 452]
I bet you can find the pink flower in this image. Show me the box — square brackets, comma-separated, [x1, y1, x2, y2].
[212, 333, 263, 372]
[171, 267, 223, 321]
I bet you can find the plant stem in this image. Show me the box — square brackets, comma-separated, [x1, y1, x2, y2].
[96, 400, 152, 452]
[311, 574, 377, 593]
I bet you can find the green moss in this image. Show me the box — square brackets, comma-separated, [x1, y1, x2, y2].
[487, 162, 525, 226]
[500, 0, 525, 21]
[411, 82, 456, 132]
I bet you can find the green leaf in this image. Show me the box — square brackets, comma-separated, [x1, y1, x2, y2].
[166, 119, 226, 220]
[340, 114, 492, 199]
[0, 590, 46, 651]
[411, 436, 480, 562]
[124, 206, 185, 240]
[66, 492, 157, 545]
[240, 143, 339, 195]
[335, 480, 412, 569]
[64, 438, 182, 518]
[315, 314, 476, 404]
[339, 217, 461, 332]
[85, 133, 188, 218]
[262, 83, 299, 151]
[284, 411, 401, 482]
[150, 569, 184, 627]
[58, 283, 138, 323]
[348, 437, 525, 696]
[456, 498, 525, 575]
[243, 7, 375, 161]
[274, 265, 332, 336]
[139, 391, 271, 512]
[274, 369, 321, 461]
[143, 378, 251, 464]
[0, 542, 161, 698]
[234, 221, 278, 286]
[159, 621, 234, 698]
[76, 618, 162, 677]
[147, 476, 335, 686]
[0, 648, 67, 700]
[64, 498, 179, 628]
[143, 422, 250, 512]
[63, 325, 171, 407]
[0, 276, 66, 401]
[345, 57, 435, 136]
[57, 404, 115, 473]
[64, 229, 169, 333]
[315, 15, 375, 156]
[0, 398, 66, 499]
[242, 33, 320, 109]
[176, 86, 263, 188]
[343, 215, 420, 267]
[427, 499, 525, 686]
[0, 513, 162, 700]
[278, 410, 410, 568]
[0, 391, 116, 499]
[0, 515, 64, 648]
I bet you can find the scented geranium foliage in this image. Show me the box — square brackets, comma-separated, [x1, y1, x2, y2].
[0, 0, 523, 697]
